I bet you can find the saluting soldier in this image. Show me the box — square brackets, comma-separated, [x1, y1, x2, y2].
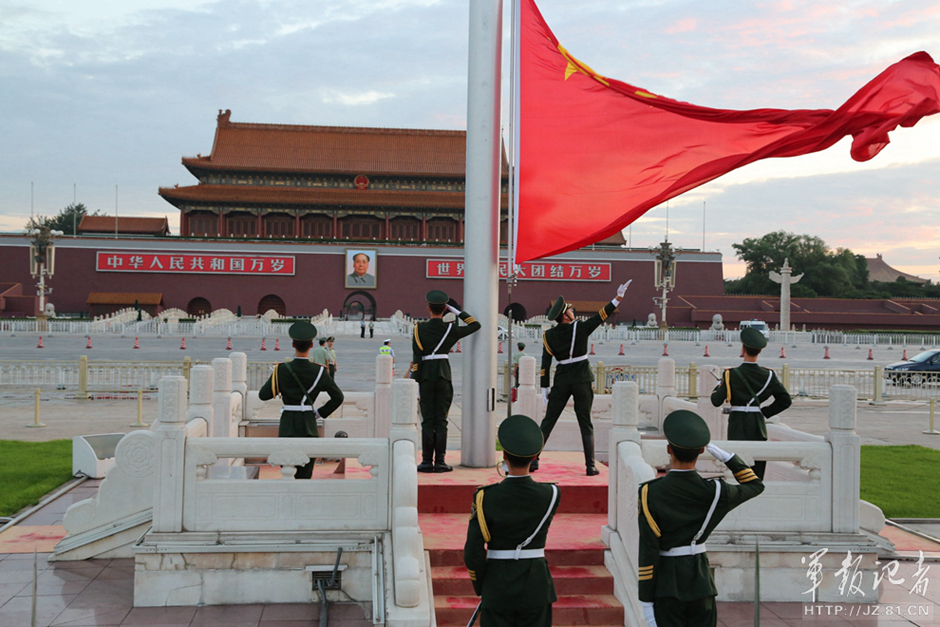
[258, 321, 344, 479]
[638, 410, 764, 627]
[534, 279, 632, 475]
[464, 415, 559, 627]
[710, 327, 791, 480]
[411, 290, 481, 472]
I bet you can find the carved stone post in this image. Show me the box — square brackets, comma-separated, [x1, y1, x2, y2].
[608, 381, 640, 532]
[827, 385, 860, 533]
[516, 356, 539, 421]
[153, 376, 187, 533]
[374, 354, 394, 438]
[186, 365, 214, 426]
[390, 379, 420, 452]
[211, 358, 234, 439]
[229, 352, 248, 418]
[655, 358, 676, 430]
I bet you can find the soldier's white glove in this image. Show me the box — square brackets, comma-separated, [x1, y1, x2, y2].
[641, 601, 657, 627]
[706, 443, 733, 463]
[541, 388, 549, 407]
[446, 304, 460, 315]
[314, 408, 322, 419]
[612, 279, 632, 307]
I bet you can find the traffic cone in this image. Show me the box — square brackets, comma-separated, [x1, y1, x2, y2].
[618, 344, 624, 356]
[274, 339, 281, 351]
[260, 338, 267, 351]
[456, 341, 461, 353]
[37, 336, 44, 349]
[823, 347, 831, 359]
[779, 346, 785, 358]
[226, 337, 233, 350]
[867, 348, 874, 361]
[85, 336, 92, 349]
[903, 349, 908, 360]
[703, 345, 710, 357]
[133, 337, 140, 349]
[180, 337, 186, 350]
[590, 343, 596, 355]
[662, 343, 669, 357]
[498, 342, 503, 354]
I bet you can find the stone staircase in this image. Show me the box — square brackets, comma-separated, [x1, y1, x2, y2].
[417, 451, 624, 626]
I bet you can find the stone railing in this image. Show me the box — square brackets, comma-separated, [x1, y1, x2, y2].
[603, 380, 883, 612]
[133, 374, 429, 623]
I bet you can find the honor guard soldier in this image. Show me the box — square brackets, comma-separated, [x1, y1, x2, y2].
[411, 290, 481, 472]
[710, 327, 791, 480]
[638, 410, 764, 627]
[258, 322, 344, 479]
[534, 279, 632, 475]
[326, 336, 338, 379]
[464, 415, 559, 627]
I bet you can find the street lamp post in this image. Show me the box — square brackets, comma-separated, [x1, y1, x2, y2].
[649, 241, 681, 329]
[29, 227, 63, 326]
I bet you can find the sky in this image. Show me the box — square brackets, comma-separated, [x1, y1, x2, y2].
[1, 0, 939, 281]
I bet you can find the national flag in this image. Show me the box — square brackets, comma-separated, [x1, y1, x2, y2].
[514, 0, 940, 263]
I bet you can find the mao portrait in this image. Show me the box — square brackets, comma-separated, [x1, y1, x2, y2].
[345, 249, 377, 289]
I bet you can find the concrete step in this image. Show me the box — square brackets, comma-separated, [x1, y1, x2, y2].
[431, 564, 614, 596]
[434, 594, 624, 626]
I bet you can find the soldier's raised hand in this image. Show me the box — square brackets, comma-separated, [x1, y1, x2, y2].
[617, 279, 632, 298]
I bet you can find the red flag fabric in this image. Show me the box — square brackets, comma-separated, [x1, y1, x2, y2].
[516, 0, 940, 263]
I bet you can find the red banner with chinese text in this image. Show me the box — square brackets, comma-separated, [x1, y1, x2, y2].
[96, 252, 295, 275]
[427, 259, 609, 281]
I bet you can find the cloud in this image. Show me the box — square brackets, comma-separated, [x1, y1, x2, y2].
[320, 88, 395, 106]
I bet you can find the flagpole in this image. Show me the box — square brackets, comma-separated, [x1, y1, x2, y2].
[462, 0, 503, 468]
[505, 0, 521, 417]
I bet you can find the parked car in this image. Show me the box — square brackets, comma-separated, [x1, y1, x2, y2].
[884, 349, 940, 385]
[739, 319, 770, 338]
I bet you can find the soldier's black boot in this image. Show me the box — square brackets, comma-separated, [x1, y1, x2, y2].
[417, 432, 435, 473]
[434, 431, 453, 473]
[582, 433, 600, 476]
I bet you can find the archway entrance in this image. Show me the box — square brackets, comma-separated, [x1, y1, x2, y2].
[187, 297, 211, 317]
[258, 294, 286, 316]
[504, 302, 527, 322]
[343, 291, 377, 320]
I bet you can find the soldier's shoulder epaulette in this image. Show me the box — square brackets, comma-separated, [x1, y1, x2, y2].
[474, 483, 499, 493]
[639, 476, 663, 489]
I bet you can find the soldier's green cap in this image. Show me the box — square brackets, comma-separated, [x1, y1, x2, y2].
[547, 296, 568, 321]
[327, 336, 335, 342]
[663, 410, 710, 450]
[426, 290, 449, 305]
[741, 327, 767, 350]
[289, 321, 317, 341]
[517, 342, 526, 350]
[498, 414, 544, 458]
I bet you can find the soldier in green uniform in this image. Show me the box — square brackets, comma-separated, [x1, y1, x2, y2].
[258, 321, 344, 479]
[638, 410, 764, 627]
[533, 279, 632, 475]
[710, 327, 791, 479]
[464, 414, 559, 627]
[411, 290, 481, 473]
[327, 336, 338, 380]
[311, 338, 330, 368]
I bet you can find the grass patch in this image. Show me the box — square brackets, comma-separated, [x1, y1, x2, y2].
[860, 445, 940, 519]
[0, 440, 74, 518]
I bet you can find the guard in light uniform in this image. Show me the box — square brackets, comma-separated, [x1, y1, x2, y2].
[464, 415, 559, 627]
[258, 322, 344, 479]
[638, 410, 764, 627]
[710, 327, 791, 479]
[411, 290, 481, 472]
[535, 279, 631, 475]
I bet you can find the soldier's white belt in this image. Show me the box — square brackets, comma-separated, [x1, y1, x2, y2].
[659, 544, 708, 557]
[729, 406, 763, 413]
[422, 354, 449, 361]
[487, 549, 545, 560]
[282, 405, 314, 412]
[557, 355, 588, 365]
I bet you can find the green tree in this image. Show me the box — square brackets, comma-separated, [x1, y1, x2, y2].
[726, 231, 869, 298]
[25, 202, 98, 235]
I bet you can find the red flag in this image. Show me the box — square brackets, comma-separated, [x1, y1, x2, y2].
[516, 0, 940, 263]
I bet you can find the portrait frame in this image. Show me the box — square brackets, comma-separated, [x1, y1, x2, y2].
[345, 248, 378, 289]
